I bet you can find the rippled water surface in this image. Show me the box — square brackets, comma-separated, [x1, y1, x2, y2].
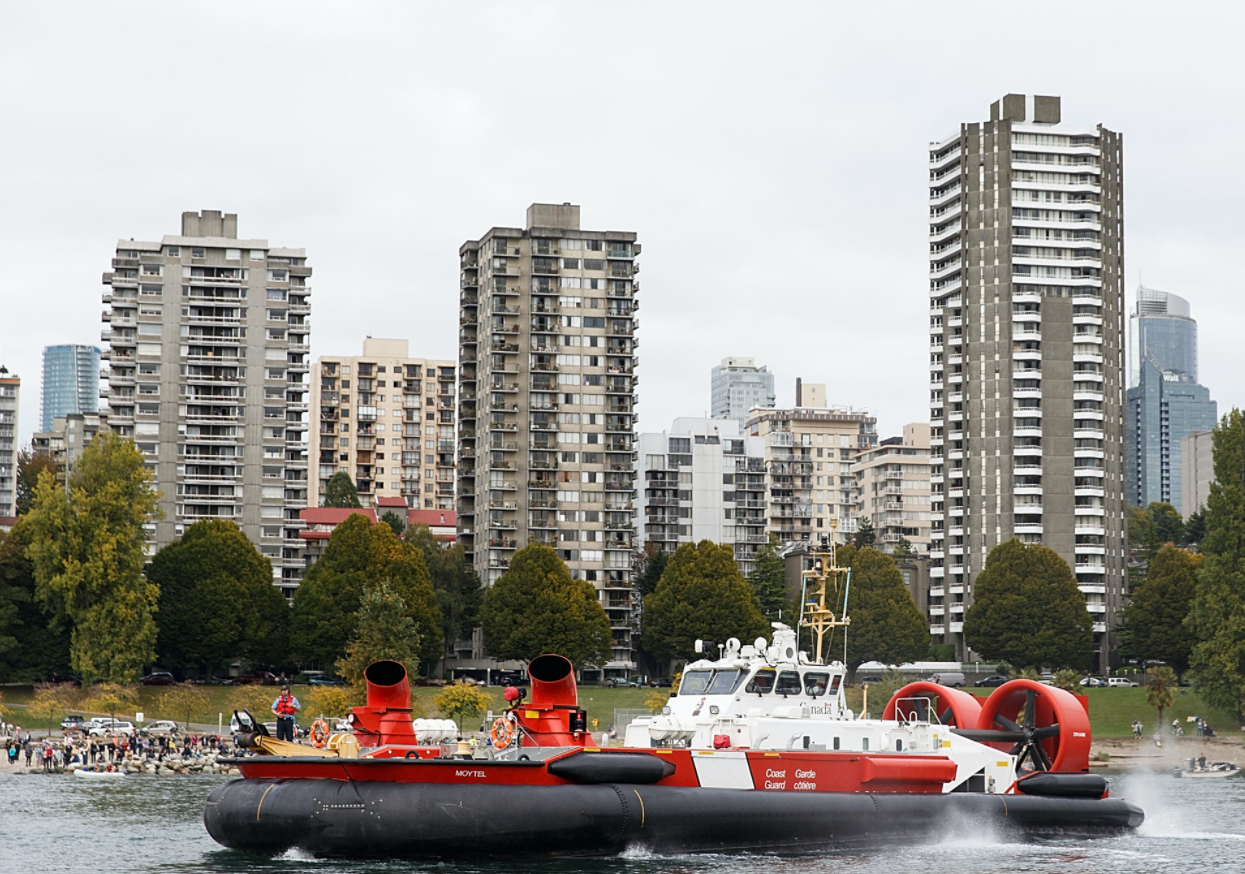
[2, 767, 1242, 873]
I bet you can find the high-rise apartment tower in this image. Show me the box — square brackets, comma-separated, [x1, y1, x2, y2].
[711, 357, 775, 425]
[310, 339, 456, 511]
[456, 203, 639, 675]
[101, 210, 311, 593]
[927, 95, 1126, 669]
[40, 344, 100, 432]
[0, 373, 18, 518]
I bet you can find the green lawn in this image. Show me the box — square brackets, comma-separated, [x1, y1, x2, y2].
[3, 682, 1231, 741]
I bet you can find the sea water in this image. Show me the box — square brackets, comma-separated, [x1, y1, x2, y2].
[1, 767, 1241, 874]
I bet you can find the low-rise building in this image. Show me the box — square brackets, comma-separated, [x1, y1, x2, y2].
[31, 412, 110, 487]
[853, 423, 931, 554]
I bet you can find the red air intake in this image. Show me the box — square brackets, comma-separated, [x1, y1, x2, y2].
[528, 654, 577, 709]
[350, 660, 417, 744]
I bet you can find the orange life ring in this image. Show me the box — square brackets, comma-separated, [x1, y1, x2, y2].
[310, 719, 330, 748]
[490, 716, 516, 750]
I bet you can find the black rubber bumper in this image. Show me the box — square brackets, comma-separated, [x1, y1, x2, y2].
[204, 779, 1144, 859]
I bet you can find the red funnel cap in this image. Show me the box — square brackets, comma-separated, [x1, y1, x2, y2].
[527, 654, 577, 709]
[364, 660, 411, 711]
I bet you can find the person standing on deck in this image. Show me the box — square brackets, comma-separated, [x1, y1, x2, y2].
[272, 685, 301, 742]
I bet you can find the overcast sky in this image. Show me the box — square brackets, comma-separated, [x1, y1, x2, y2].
[4, 2, 1244, 451]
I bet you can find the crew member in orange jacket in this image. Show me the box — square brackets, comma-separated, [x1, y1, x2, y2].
[271, 685, 301, 742]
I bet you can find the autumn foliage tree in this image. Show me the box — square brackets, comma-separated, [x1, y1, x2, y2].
[22, 432, 160, 684]
[480, 543, 611, 667]
[641, 540, 768, 665]
[963, 539, 1093, 671]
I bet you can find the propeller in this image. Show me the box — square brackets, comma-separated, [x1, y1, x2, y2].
[953, 688, 1060, 771]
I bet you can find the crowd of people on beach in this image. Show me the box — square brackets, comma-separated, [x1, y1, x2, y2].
[3, 724, 241, 774]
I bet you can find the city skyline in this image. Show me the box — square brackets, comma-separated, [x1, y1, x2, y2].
[4, 5, 1245, 457]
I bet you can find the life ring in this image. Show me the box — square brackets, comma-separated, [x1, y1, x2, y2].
[310, 719, 330, 748]
[490, 715, 516, 750]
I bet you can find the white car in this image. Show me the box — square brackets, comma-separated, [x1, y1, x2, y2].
[141, 720, 179, 736]
[1106, 677, 1139, 688]
[88, 720, 136, 737]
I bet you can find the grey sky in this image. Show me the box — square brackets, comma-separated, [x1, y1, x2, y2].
[3, 2, 1243, 453]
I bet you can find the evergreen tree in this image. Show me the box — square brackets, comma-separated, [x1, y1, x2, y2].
[148, 519, 290, 675]
[380, 510, 406, 536]
[963, 539, 1093, 671]
[322, 471, 362, 508]
[1148, 502, 1184, 548]
[404, 525, 482, 658]
[831, 545, 929, 677]
[747, 539, 789, 623]
[0, 527, 71, 681]
[480, 543, 611, 666]
[1186, 409, 1245, 721]
[336, 579, 421, 686]
[893, 536, 913, 557]
[291, 514, 441, 670]
[1120, 544, 1198, 675]
[22, 432, 160, 684]
[637, 549, 669, 597]
[1146, 665, 1177, 727]
[853, 518, 876, 548]
[642, 540, 769, 664]
[1183, 509, 1206, 546]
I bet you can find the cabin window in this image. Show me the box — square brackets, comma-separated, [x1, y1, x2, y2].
[896, 739, 903, 751]
[707, 669, 745, 695]
[775, 671, 802, 696]
[680, 671, 714, 695]
[828, 675, 843, 694]
[862, 738, 869, 751]
[804, 672, 830, 697]
[833, 737, 840, 750]
[745, 669, 775, 695]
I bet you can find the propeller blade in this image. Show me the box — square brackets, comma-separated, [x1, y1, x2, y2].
[1010, 742, 1025, 758]
[995, 714, 1022, 733]
[1024, 690, 1036, 731]
[1032, 723, 1060, 741]
[1034, 741, 1053, 771]
[952, 728, 1027, 743]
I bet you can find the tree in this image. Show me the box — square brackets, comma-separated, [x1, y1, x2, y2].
[15, 448, 58, 517]
[1120, 544, 1199, 675]
[963, 539, 1093, 671]
[336, 579, 422, 686]
[404, 525, 483, 659]
[433, 680, 490, 733]
[322, 471, 362, 508]
[853, 518, 876, 548]
[148, 519, 289, 676]
[1052, 669, 1081, 693]
[1127, 504, 1157, 560]
[230, 685, 281, 722]
[1186, 409, 1245, 722]
[0, 527, 72, 682]
[29, 682, 80, 728]
[87, 682, 139, 723]
[291, 514, 441, 670]
[830, 545, 929, 677]
[893, 537, 913, 557]
[306, 685, 365, 720]
[637, 549, 668, 597]
[480, 543, 611, 666]
[157, 682, 209, 730]
[641, 540, 768, 665]
[1146, 665, 1177, 727]
[380, 510, 406, 537]
[1148, 502, 1184, 547]
[1184, 509, 1206, 546]
[21, 432, 160, 684]
[748, 538, 789, 623]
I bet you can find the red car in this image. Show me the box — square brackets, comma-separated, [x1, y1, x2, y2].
[236, 672, 278, 686]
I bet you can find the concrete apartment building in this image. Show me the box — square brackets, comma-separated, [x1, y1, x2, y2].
[31, 412, 109, 487]
[1181, 429, 1214, 515]
[711, 357, 775, 425]
[456, 203, 640, 674]
[637, 417, 767, 576]
[746, 385, 877, 545]
[310, 338, 456, 511]
[927, 95, 1126, 669]
[101, 210, 311, 593]
[0, 373, 18, 519]
[853, 423, 932, 555]
[41, 344, 100, 432]
[1125, 288, 1216, 514]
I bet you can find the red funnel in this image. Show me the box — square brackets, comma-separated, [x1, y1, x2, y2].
[365, 660, 412, 711]
[528, 654, 577, 709]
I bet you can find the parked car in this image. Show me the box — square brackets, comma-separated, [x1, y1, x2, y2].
[236, 672, 278, 686]
[307, 675, 345, 687]
[1107, 677, 1139, 688]
[60, 715, 88, 731]
[653, 677, 673, 688]
[140, 671, 177, 686]
[856, 675, 884, 686]
[974, 675, 1009, 688]
[926, 672, 966, 688]
[1080, 676, 1106, 687]
[88, 719, 136, 737]
[140, 720, 179, 737]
